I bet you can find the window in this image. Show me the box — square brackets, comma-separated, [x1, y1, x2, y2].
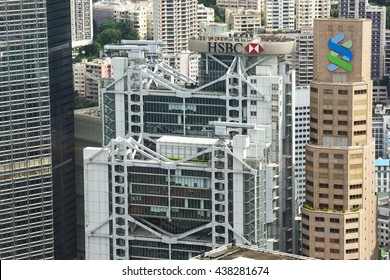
[338, 110, 348, 115]
[346, 238, 358, 244]
[319, 163, 329, 168]
[338, 131, 347, 136]
[350, 194, 362, 199]
[315, 227, 325, 232]
[323, 120, 333, 125]
[330, 218, 340, 223]
[338, 120, 348, 125]
[302, 223, 310, 230]
[334, 184, 343, 189]
[311, 87, 318, 93]
[354, 89, 367, 95]
[302, 213, 310, 220]
[346, 218, 358, 223]
[346, 248, 359, 254]
[319, 193, 328, 198]
[319, 153, 328, 158]
[334, 195, 343, 199]
[330, 248, 340, 253]
[315, 217, 325, 222]
[330, 238, 339, 243]
[354, 130, 366, 136]
[334, 164, 343, 169]
[323, 89, 333, 94]
[346, 228, 358, 233]
[323, 130, 333, 135]
[250, 111, 257, 116]
[302, 233, 310, 240]
[338, 90, 348, 95]
[334, 154, 344, 159]
[354, 120, 366, 126]
[330, 228, 340, 233]
[315, 237, 325, 242]
[319, 183, 329, 188]
[323, 110, 333, 114]
[315, 247, 325, 252]
[350, 184, 362, 189]
[310, 117, 318, 123]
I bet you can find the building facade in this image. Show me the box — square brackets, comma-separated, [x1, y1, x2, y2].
[301, 19, 377, 260]
[265, 0, 295, 30]
[226, 8, 263, 33]
[0, 0, 54, 260]
[216, 0, 261, 11]
[71, 0, 93, 48]
[339, 0, 386, 80]
[85, 35, 297, 259]
[378, 199, 390, 252]
[296, 0, 330, 29]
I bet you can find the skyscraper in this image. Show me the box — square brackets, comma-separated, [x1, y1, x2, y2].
[301, 18, 377, 260]
[0, 0, 54, 259]
[46, 0, 77, 260]
[0, 0, 76, 259]
[71, 0, 93, 48]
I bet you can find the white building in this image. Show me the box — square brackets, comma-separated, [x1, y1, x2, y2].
[376, 158, 390, 194]
[198, 4, 215, 32]
[153, 0, 198, 72]
[85, 35, 298, 259]
[373, 105, 390, 158]
[295, 0, 330, 29]
[71, 0, 93, 48]
[265, 0, 295, 30]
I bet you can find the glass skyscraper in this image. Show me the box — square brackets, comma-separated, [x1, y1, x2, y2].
[0, 0, 54, 259]
[0, 0, 76, 259]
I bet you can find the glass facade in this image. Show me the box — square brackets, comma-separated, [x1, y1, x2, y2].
[0, 0, 54, 259]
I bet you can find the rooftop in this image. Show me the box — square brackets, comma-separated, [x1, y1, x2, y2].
[157, 135, 218, 145]
[192, 244, 313, 260]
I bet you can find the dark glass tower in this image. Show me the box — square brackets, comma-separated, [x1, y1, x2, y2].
[46, 1, 77, 260]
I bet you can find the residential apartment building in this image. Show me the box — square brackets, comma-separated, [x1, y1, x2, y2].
[265, 0, 295, 30]
[296, 0, 330, 29]
[153, 0, 198, 76]
[301, 19, 377, 260]
[73, 58, 113, 102]
[85, 34, 297, 259]
[216, 0, 261, 11]
[296, 29, 314, 86]
[197, 4, 215, 30]
[225, 8, 263, 33]
[339, 0, 386, 80]
[0, 0, 76, 259]
[71, 0, 93, 48]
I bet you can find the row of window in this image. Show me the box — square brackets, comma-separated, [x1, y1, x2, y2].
[310, 87, 367, 95]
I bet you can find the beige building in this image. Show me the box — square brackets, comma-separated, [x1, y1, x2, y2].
[216, 0, 261, 11]
[225, 8, 262, 33]
[301, 19, 377, 260]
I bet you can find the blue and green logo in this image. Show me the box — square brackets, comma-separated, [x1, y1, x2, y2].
[327, 32, 353, 72]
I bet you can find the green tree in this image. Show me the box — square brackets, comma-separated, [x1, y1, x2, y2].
[330, 8, 339, 18]
[98, 19, 120, 33]
[119, 21, 140, 40]
[96, 28, 122, 46]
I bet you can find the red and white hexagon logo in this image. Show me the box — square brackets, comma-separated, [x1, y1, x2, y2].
[244, 43, 264, 54]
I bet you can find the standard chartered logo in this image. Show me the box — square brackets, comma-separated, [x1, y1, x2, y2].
[327, 32, 353, 72]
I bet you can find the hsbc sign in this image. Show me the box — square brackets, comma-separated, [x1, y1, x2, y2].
[208, 42, 264, 55]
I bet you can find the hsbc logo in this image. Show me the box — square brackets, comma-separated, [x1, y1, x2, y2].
[245, 43, 264, 54]
[208, 42, 264, 55]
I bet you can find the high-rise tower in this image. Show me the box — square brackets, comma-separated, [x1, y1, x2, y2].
[0, 0, 54, 259]
[301, 19, 377, 260]
[0, 0, 76, 260]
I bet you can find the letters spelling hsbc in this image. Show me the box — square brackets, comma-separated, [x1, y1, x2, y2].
[208, 42, 263, 54]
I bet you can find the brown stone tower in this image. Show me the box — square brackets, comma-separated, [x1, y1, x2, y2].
[301, 18, 377, 260]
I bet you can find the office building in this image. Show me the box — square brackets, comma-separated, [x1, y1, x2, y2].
[301, 19, 377, 260]
[376, 158, 390, 194]
[85, 34, 297, 259]
[71, 0, 93, 48]
[0, 0, 54, 260]
[372, 106, 390, 159]
[0, 0, 76, 260]
[296, 0, 330, 29]
[296, 29, 314, 86]
[47, 0, 77, 260]
[339, 0, 386, 80]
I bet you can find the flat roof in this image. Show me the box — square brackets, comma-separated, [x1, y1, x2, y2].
[157, 135, 218, 145]
[192, 244, 313, 260]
